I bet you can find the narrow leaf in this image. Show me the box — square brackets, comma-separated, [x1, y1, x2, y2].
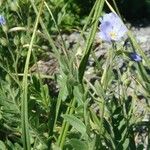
[62, 114, 86, 134]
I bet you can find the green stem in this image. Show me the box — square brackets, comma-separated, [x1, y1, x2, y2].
[21, 1, 44, 150]
[30, 0, 60, 58]
[44, 1, 68, 59]
[0, 63, 20, 86]
[57, 98, 76, 148]
[101, 46, 114, 90]
[78, 0, 105, 82]
[112, 0, 121, 17]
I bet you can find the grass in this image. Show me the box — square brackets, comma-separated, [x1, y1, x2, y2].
[0, 0, 150, 149]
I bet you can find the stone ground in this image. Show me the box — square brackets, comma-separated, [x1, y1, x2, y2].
[132, 25, 150, 56]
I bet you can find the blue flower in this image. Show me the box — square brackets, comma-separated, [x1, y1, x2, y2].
[98, 13, 127, 42]
[130, 52, 142, 62]
[0, 15, 6, 25]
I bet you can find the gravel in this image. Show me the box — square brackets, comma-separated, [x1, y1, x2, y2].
[132, 26, 150, 56]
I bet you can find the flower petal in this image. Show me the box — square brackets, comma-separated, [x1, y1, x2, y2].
[98, 12, 127, 42]
[130, 53, 142, 62]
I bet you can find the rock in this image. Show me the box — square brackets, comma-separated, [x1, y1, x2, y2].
[132, 26, 150, 55]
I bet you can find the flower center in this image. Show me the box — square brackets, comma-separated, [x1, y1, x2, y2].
[109, 31, 117, 39]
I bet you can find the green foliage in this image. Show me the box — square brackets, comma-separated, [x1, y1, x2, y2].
[0, 0, 150, 149]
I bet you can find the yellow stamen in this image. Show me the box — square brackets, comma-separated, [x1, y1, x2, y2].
[109, 31, 117, 39]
